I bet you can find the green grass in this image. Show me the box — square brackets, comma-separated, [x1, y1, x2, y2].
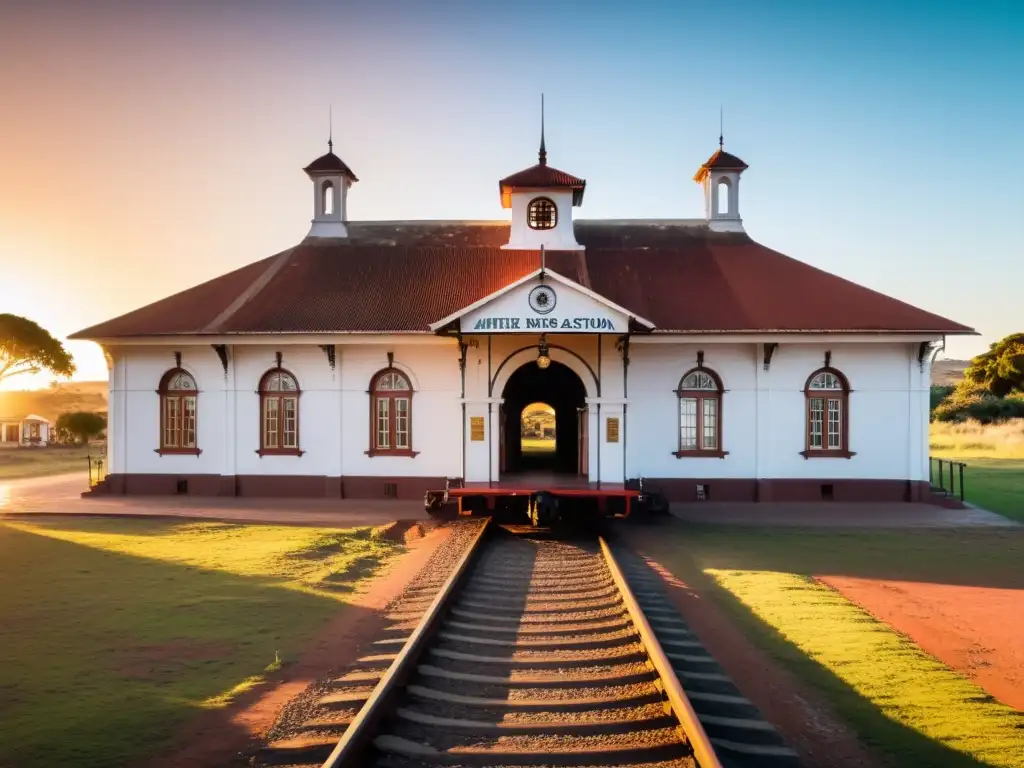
[0, 517, 399, 768]
[521, 436, 556, 455]
[928, 420, 1024, 521]
[0, 444, 102, 480]
[641, 527, 1024, 767]
[933, 457, 1024, 523]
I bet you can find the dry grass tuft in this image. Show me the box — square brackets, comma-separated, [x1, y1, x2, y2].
[929, 419, 1024, 458]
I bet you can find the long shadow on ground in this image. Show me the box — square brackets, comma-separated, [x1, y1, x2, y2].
[0, 520, 385, 768]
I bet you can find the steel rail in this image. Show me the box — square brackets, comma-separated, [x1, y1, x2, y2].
[320, 518, 491, 768]
[599, 536, 724, 768]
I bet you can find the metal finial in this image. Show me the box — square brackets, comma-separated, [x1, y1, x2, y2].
[328, 105, 333, 153]
[539, 93, 547, 165]
[718, 105, 724, 149]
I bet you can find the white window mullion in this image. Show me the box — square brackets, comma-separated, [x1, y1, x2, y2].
[376, 398, 391, 449]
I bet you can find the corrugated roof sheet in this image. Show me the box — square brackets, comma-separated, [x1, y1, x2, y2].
[303, 151, 358, 181]
[499, 163, 586, 206]
[70, 221, 974, 339]
[694, 149, 749, 182]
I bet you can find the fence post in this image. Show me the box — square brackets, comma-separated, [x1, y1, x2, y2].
[929, 457, 933, 487]
[949, 461, 955, 498]
[936, 459, 944, 491]
[958, 462, 965, 502]
[86, 454, 92, 488]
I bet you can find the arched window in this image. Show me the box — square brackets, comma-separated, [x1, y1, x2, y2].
[674, 367, 726, 457]
[258, 369, 301, 456]
[368, 368, 416, 457]
[527, 197, 557, 230]
[716, 179, 730, 215]
[322, 180, 335, 215]
[158, 368, 199, 454]
[803, 368, 853, 458]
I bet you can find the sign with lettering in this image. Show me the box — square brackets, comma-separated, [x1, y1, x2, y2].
[461, 278, 630, 334]
[471, 316, 617, 332]
[606, 417, 619, 443]
[470, 416, 485, 441]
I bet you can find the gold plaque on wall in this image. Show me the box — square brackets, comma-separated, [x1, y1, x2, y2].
[470, 416, 485, 441]
[606, 417, 619, 443]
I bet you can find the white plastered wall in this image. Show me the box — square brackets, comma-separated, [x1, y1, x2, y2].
[503, 190, 582, 250]
[105, 336, 931, 487]
[108, 339, 463, 481]
[625, 340, 931, 482]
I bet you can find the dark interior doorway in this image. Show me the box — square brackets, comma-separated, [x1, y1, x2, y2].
[501, 360, 587, 474]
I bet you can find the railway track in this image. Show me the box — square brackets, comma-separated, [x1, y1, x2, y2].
[256, 521, 799, 768]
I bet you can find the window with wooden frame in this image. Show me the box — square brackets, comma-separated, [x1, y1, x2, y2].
[674, 367, 727, 458]
[367, 368, 418, 457]
[157, 368, 199, 455]
[802, 368, 854, 458]
[258, 369, 302, 456]
[527, 197, 557, 230]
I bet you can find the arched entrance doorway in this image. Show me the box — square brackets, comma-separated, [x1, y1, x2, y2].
[501, 360, 587, 476]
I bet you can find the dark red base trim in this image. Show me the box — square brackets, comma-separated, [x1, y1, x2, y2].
[94, 475, 936, 505]
[341, 476, 444, 500]
[646, 478, 932, 504]
[98, 473, 445, 500]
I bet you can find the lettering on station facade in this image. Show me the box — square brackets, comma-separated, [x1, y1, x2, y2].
[471, 317, 617, 332]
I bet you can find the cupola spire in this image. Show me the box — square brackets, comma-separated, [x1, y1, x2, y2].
[303, 126, 358, 239]
[694, 121, 748, 234]
[497, 96, 585, 250]
[328, 104, 333, 153]
[538, 93, 547, 166]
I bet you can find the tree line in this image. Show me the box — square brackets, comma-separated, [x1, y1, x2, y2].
[2, 313, 105, 444]
[932, 333, 1024, 423]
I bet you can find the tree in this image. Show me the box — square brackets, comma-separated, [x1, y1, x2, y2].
[961, 333, 1024, 398]
[0, 314, 75, 384]
[56, 411, 106, 445]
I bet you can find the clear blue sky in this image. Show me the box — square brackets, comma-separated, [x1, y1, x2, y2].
[1, 0, 1021, 383]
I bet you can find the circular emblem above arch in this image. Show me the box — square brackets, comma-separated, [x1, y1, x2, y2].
[528, 284, 557, 315]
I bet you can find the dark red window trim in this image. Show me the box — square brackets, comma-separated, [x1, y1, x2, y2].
[526, 197, 558, 230]
[257, 368, 303, 457]
[802, 367, 855, 459]
[156, 367, 200, 456]
[673, 366, 727, 458]
[367, 367, 419, 458]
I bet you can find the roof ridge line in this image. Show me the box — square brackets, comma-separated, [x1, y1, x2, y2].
[200, 247, 297, 334]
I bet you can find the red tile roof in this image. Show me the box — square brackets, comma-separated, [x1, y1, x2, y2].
[303, 151, 358, 181]
[70, 222, 973, 339]
[694, 149, 748, 182]
[499, 164, 586, 206]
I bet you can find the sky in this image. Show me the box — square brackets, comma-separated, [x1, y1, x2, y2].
[1, 0, 1021, 389]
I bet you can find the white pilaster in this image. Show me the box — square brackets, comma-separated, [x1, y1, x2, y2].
[223, 345, 237, 479]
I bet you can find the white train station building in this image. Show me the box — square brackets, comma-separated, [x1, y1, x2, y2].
[73, 132, 973, 503]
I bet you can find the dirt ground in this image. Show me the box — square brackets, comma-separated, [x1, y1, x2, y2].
[140, 522, 452, 768]
[820, 576, 1024, 711]
[622, 526, 880, 768]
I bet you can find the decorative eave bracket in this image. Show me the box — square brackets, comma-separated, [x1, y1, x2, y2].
[211, 344, 229, 377]
[615, 335, 630, 368]
[763, 343, 778, 371]
[319, 344, 336, 370]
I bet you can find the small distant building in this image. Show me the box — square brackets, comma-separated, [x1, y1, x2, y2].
[0, 414, 52, 447]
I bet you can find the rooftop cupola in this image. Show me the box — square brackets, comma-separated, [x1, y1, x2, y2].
[694, 134, 748, 233]
[303, 136, 358, 239]
[499, 96, 585, 251]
